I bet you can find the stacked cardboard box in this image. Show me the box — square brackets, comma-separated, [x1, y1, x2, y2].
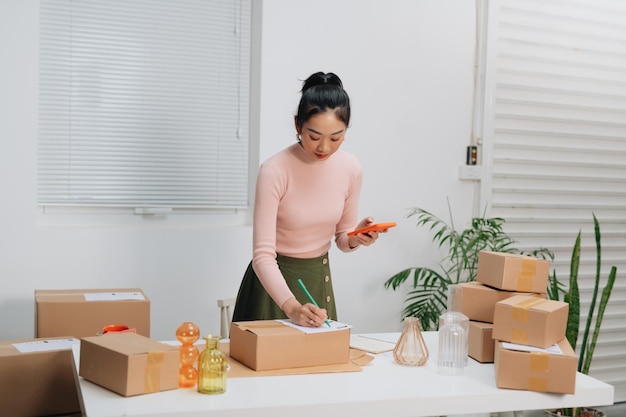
[474, 251, 576, 394]
[454, 251, 548, 364]
[35, 288, 151, 339]
[0, 337, 82, 417]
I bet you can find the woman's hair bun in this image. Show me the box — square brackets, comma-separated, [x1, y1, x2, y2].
[301, 72, 343, 92]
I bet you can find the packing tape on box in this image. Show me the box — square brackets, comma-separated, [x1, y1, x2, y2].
[517, 258, 536, 292]
[511, 328, 528, 344]
[509, 297, 545, 344]
[527, 352, 549, 392]
[511, 296, 544, 323]
[144, 351, 164, 393]
[528, 376, 548, 392]
[530, 351, 549, 372]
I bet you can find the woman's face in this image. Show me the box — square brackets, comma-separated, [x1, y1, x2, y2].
[296, 111, 347, 161]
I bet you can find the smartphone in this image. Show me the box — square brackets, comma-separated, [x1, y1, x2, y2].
[347, 222, 397, 236]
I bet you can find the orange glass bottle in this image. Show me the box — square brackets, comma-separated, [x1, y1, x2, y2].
[176, 322, 200, 388]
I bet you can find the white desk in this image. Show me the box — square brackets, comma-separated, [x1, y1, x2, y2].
[73, 332, 614, 417]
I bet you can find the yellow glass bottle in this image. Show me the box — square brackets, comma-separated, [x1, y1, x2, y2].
[197, 335, 227, 395]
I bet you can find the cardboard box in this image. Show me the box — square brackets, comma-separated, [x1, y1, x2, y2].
[494, 338, 577, 394]
[493, 294, 568, 348]
[455, 282, 544, 323]
[468, 321, 495, 363]
[229, 320, 350, 371]
[80, 332, 178, 397]
[0, 337, 82, 417]
[477, 251, 550, 293]
[35, 288, 150, 338]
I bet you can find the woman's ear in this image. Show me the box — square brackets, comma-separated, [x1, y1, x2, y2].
[293, 116, 301, 135]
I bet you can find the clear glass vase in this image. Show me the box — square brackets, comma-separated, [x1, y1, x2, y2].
[438, 322, 466, 375]
[393, 317, 429, 366]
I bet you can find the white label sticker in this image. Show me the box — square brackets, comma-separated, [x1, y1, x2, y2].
[13, 338, 80, 353]
[84, 291, 145, 301]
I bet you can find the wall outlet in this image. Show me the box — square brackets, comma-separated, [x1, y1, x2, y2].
[458, 165, 482, 181]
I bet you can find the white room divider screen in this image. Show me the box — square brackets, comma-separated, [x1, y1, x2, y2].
[480, 0, 626, 401]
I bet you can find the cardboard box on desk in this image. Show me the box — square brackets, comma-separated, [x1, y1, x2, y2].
[494, 338, 577, 394]
[0, 337, 82, 417]
[477, 251, 550, 293]
[468, 321, 495, 363]
[455, 282, 544, 323]
[229, 320, 350, 371]
[35, 288, 150, 339]
[493, 294, 568, 349]
[79, 332, 178, 397]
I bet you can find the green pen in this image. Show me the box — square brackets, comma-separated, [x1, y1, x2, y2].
[297, 279, 332, 328]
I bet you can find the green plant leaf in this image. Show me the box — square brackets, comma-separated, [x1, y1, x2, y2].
[384, 203, 554, 331]
[578, 214, 601, 372]
[565, 232, 581, 352]
[581, 265, 617, 375]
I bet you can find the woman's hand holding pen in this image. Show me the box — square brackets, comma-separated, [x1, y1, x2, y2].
[281, 297, 328, 327]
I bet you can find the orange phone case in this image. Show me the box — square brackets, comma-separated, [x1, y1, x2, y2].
[347, 222, 397, 236]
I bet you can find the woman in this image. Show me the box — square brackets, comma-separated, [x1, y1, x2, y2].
[232, 72, 382, 327]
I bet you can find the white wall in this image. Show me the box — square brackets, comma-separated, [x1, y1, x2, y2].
[0, 0, 477, 341]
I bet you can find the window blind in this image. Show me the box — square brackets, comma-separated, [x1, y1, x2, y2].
[482, 0, 626, 400]
[38, 0, 251, 209]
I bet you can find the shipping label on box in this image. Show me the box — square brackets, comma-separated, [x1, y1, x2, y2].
[35, 288, 150, 339]
[80, 332, 178, 397]
[468, 321, 495, 363]
[494, 339, 577, 394]
[229, 320, 350, 371]
[493, 294, 568, 348]
[0, 337, 82, 417]
[477, 251, 550, 293]
[455, 282, 544, 323]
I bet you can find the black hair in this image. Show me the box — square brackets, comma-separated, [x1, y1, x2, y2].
[295, 72, 351, 130]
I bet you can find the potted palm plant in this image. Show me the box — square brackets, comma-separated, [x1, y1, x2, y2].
[384, 202, 552, 331]
[546, 214, 617, 417]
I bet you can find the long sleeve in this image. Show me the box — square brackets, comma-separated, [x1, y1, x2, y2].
[251, 144, 363, 308]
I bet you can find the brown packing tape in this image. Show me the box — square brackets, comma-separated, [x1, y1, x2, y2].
[511, 297, 544, 323]
[517, 258, 536, 292]
[530, 351, 549, 372]
[511, 328, 528, 345]
[144, 351, 164, 393]
[528, 376, 548, 392]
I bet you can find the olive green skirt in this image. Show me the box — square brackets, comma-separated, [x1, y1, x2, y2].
[232, 253, 337, 322]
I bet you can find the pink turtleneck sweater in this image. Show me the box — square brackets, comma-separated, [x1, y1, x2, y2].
[252, 143, 363, 308]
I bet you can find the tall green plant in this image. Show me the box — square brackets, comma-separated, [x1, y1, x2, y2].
[548, 214, 617, 417]
[384, 203, 553, 331]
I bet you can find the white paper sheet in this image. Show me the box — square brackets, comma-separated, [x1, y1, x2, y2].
[276, 319, 351, 334]
[350, 335, 396, 354]
[502, 341, 563, 355]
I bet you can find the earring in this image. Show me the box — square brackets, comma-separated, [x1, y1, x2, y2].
[296, 133, 302, 142]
